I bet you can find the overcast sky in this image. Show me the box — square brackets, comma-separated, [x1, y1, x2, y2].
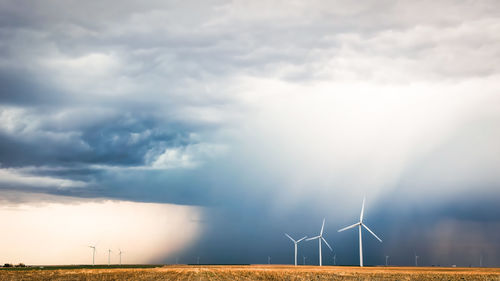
[1, 0, 500, 266]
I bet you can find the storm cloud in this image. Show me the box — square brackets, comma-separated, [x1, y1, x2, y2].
[1, 0, 500, 266]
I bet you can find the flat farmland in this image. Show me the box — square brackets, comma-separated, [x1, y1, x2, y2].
[1, 265, 500, 280]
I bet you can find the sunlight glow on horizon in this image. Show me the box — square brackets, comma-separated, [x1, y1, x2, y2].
[0, 196, 203, 265]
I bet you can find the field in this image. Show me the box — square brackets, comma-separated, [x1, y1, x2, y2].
[1, 265, 500, 280]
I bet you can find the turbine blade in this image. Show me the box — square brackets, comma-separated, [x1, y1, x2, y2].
[296, 236, 308, 243]
[321, 237, 333, 251]
[306, 236, 320, 241]
[320, 218, 325, 236]
[362, 224, 382, 242]
[338, 222, 359, 232]
[360, 197, 365, 222]
[285, 233, 296, 243]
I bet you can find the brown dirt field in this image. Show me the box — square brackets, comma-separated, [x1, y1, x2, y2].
[1, 265, 500, 281]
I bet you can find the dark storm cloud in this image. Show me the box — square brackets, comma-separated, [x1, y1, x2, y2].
[1, 0, 500, 266]
[0, 110, 191, 167]
[0, 69, 62, 105]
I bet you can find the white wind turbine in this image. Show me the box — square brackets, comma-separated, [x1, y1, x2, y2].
[284, 233, 307, 266]
[118, 249, 123, 265]
[88, 245, 96, 266]
[108, 249, 112, 265]
[338, 197, 382, 267]
[306, 218, 333, 266]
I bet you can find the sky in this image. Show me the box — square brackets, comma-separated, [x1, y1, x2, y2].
[1, 0, 500, 266]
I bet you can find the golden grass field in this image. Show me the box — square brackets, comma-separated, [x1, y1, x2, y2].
[1, 265, 500, 281]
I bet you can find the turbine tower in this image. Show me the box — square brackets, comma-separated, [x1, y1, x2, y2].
[285, 233, 307, 266]
[415, 254, 419, 266]
[338, 197, 382, 267]
[88, 245, 96, 266]
[386, 255, 389, 266]
[306, 218, 333, 266]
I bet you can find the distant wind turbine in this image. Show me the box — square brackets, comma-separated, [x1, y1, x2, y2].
[306, 218, 333, 266]
[303, 256, 307, 265]
[285, 233, 307, 266]
[338, 197, 382, 267]
[386, 255, 389, 266]
[88, 245, 96, 266]
[415, 254, 419, 267]
[268, 256, 271, 264]
[333, 254, 336, 266]
[118, 249, 123, 265]
[108, 249, 112, 265]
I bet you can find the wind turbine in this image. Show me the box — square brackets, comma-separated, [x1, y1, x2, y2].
[108, 249, 112, 266]
[333, 254, 336, 266]
[385, 255, 389, 266]
[338, 197, 382, 267]
[306, 218, 333, 266]
[118, 249, 123, 265]
[88, 245, 96, 266]
[415, 254, 419, 266]
[285, 233, 307, 266]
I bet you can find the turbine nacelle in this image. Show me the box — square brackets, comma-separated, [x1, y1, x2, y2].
[285, 233, 307, 245]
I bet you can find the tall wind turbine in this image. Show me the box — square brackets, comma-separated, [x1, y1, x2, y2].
[285, 233, 307, 266]
[338, 197, 382, 267]
[415, 254, 419, 266]
[88, 245, 96, 266]
[306, 218, 333, 266]
[385, 255, 389, 266]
